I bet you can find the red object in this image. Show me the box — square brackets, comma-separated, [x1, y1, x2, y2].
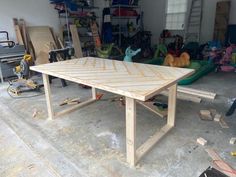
[220, 65, 235, 72]
[113, 8, 138, 17]
[96, 93, 104, 100]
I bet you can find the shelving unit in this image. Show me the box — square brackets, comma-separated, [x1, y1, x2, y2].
[52, 2, 99, 56]
[110, 4, 141, 46]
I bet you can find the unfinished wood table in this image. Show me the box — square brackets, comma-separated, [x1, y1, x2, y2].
[30, 57, 194, 166]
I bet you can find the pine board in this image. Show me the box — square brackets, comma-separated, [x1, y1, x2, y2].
[30, 57, 194, 101]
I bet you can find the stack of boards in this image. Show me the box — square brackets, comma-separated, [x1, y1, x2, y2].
[13, 18, 58, 65]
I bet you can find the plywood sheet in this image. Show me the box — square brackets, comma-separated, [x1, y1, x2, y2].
[28, 26, 56, 65]
[30, 57, 194, 101]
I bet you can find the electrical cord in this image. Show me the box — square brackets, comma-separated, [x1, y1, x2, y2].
[7, 85, 45, 99]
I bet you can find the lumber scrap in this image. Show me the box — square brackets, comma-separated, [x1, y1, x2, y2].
[12, 18, 24, 45]
[27, 26, 56, 65]
[161, 90, 202, 103]
[230, 137, 236, 145]
[196, 137, 207, 146]
[178, 86, 216, 100]
[70, 25, 83, 58]
[19, 19, 29, 52]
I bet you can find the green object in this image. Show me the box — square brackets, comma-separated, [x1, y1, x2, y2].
[183, 42, 199, 59]
[232, 53, 236, 64]
[96, 44, 114, 58]
[153, 44, 167, 59]
[145, 57, 164, 65]
[178, 61, 215, 85]
[145, 58, 216, 85]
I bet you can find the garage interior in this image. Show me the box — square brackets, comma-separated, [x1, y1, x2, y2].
[0, 0, 236, 177]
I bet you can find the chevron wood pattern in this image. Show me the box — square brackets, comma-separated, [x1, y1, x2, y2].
[30, 57, 194, 101]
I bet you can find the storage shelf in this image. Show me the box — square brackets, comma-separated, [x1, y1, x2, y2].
[110, 4, 140, 8]
[111, 16, 138, 19]
[77, 6, 99, 9]
[59, 15, 100, 19]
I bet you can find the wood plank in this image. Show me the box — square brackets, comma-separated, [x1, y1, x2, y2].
[55, 99, 96, 117]
[126, 97, 136, 166]
[15, 25, 24, 45]
[178, 86, 216, 100]
[92, 87, 96, 99]
[161, 90, 202, 103]
[70, 25, 83, 58]
[19, 19, 29, 52]
[12, 18, 24, 45]
[136, 101, 167, 118]
[136, 124, 173, 160]
[167, 84, 177, 126]
[42, 74, 54, 120]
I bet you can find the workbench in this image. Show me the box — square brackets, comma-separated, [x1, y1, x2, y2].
[30, 57, 194, 166]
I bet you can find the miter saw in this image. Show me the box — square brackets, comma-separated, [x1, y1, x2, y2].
[8, 54, 43, 97]
[13, 54, 32, 79]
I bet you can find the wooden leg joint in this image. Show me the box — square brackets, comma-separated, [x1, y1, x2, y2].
[125, 84, 177, 166]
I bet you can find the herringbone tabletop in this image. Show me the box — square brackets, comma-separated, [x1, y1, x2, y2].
[30, 57, 194, 101]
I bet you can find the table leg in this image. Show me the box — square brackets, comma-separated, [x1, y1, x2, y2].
[92, 87, 96, 99]
[126, 97, 136, 166]
[0, 63, 3, 83]
[167, 84, 177, 126]
[42, 74, 54, 120]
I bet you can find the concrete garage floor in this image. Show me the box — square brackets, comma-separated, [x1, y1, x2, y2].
[0, 72, 235, 177]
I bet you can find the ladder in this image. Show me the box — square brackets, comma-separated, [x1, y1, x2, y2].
[185, 0, 203, 42]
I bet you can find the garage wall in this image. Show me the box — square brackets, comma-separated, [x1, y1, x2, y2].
[141, 0, 236, 45]
[0, 0, 60, 41]
[229, 0, 236, 24]
[1, 0, 235, 45]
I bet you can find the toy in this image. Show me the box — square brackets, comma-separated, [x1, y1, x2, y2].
[221, 44, 236, 64]
[123, 46, 141, 62]
[154, 44, 167, 58]
[167, 35, 184, 57]
[164, 52, 190, 67]
[217, 44, 236, 72]
[96, 44, 114, 58]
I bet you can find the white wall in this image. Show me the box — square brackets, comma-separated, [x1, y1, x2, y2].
[140, 0, 166, 45]
[229, 0, 236, 24]
[0, 0, 60, 41]
[1, 0, 235, 45]
[141, 0, 236, 45]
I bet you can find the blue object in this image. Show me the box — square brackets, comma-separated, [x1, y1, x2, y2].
[225, 25, 236, 46]
[112, 0, 129, 5]
[102, 8, 113, 44]
[208, 40, 222, 50]
[123, 46, 141, 62]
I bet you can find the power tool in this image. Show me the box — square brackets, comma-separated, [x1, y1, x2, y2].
[8, 54, 43, 97]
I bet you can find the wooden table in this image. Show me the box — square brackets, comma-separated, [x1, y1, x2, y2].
[30, 57, 194, 166]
